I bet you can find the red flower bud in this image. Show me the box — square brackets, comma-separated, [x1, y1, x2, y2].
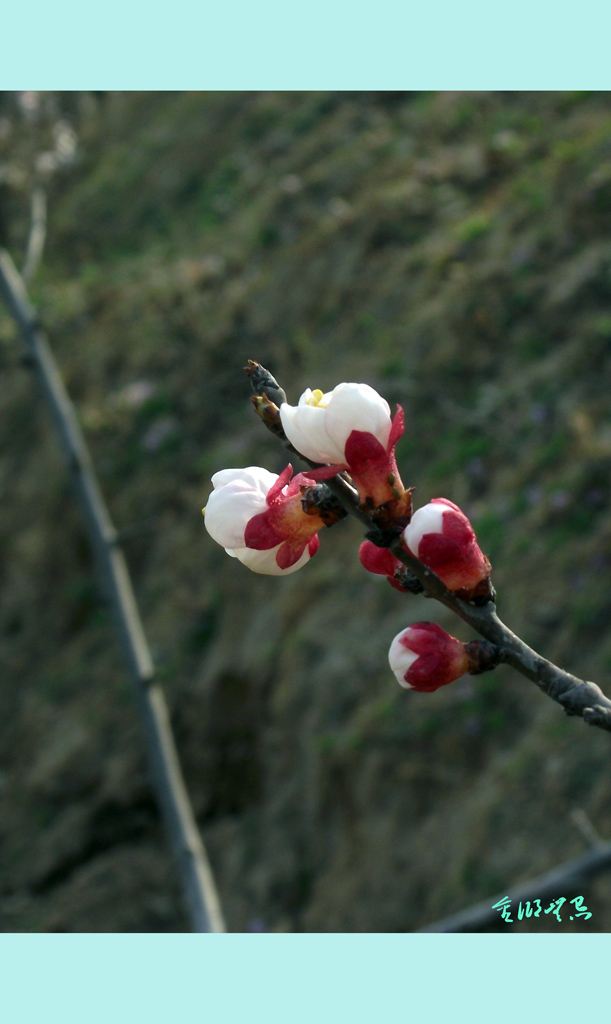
[388, 621, 469, 692]
[402, 498, 491, 600]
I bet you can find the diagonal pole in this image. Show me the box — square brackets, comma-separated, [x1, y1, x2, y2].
[0, 248, 225, 933]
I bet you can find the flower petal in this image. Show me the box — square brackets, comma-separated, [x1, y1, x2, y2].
[325, 383, 391, 456]
[402, 503, 446, 556]
[234, 543, 312, 575]
[293, 403, 345, 463]
[211, 466, 278, 496]
[388, 632, 419, 688]
[204, 480, 267, 548]
[280, 404, 322, 462]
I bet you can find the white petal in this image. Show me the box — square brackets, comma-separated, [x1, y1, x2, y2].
[204, 479, 267, 548]
[282, 382, 391, 464]
[212, 466, 278, 496]
[280, 403, 342, 463]
[403, 503, 446, 556]
[280, 404, 317, 461]
[234, 544, 312, 576]
[388, 631, 419, 689]
[325, 383, 392, 455]
[211, 467, 251, 488]
[293, 403, 345, 463]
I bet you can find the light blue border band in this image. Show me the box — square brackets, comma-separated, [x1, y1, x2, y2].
[2, 934, 609, 1022]
[2, 2, 611, 89]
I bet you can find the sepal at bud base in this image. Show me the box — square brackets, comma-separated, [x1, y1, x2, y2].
[402, 498, 493, 602]
[388, 622, 469, 692]
[358, 540, 420, 593]
[344, 404, 411, 511]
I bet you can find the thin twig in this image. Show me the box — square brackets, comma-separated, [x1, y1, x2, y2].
[22, 187, 47, 286]
[418, 841, 611, 931]
[0, 248, 225, 933]
[248, 362, 611, 734]
[386, 539, 611, 731]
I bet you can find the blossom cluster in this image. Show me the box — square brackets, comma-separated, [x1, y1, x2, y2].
[203, 377, 493, 693]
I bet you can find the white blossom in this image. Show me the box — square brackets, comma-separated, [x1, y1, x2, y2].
[203, 466, 320, 575]
[279, 382, 392, 464]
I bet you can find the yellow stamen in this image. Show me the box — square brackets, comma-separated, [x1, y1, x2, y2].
[202, 506, 206, 515]
[305, 388, 327, 408]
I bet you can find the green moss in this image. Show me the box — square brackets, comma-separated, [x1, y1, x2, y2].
[517, 333, 551, 361]
[135, 392, 175, 424]
[427, 431, 491, 481]
[537, 433, 571, 470]
[512, 173, 549, 211]
[592, 315, 611, 338]
[455, 214, 492, 245]
[570, 595, 602, 630]
[315, 733, 339, 756]
[510, 533, 532, 556]
[381, 356, 405, 379]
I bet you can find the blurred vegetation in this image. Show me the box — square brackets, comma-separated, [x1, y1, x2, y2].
[2, 91, 611, 931]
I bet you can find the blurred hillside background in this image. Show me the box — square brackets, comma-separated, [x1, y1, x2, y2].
[2, 91, 611, 932]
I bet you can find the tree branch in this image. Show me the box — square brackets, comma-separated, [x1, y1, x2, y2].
[0, 248, 225, 933]
[247, 362, 611, 734]
[386, 539, 611, 731]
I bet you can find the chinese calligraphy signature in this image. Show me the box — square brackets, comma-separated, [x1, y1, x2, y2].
[491, 896, 592, 923]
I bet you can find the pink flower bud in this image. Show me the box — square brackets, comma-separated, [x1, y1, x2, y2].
[402, 498, 491, 598]
[388, 622, 469, 692]
[203, 465, 324, 575]
[280, 382, 410, 510]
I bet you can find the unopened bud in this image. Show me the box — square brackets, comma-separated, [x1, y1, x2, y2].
[244, 360, 287, 406]
[402, 498, 493, 603]
[388, 622, 470, 692]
